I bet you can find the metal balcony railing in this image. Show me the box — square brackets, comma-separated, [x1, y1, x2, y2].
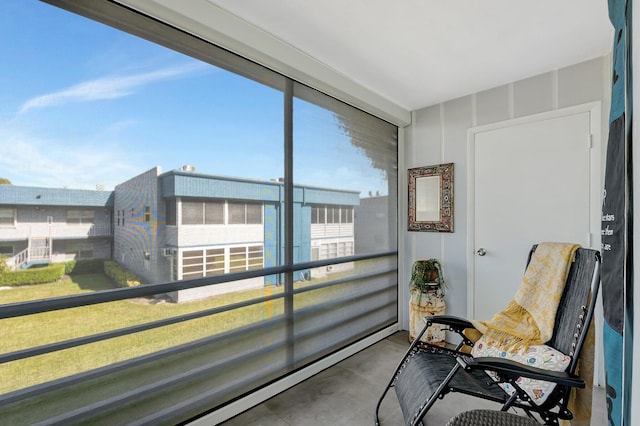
[0, 224, 112, 241]
[0, 252, 398, 425]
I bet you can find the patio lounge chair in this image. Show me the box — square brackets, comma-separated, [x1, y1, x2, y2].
[375, 244, 601, 426]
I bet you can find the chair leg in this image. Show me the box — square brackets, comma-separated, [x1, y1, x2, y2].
[374, 383, 390, 425]
[376, 326, 434, 425]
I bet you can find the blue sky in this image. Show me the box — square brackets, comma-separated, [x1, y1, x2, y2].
[0, 2, 390, 196]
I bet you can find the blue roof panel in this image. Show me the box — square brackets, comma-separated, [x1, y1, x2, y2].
[0, 185, 114, 207]
[159, 171, 360, 205]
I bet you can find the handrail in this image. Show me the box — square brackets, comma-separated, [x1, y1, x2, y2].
[0, 267, 394, 364]
[0, 251, 397, 319]
[11, 248, 29, 269]
[0, 255, 398, 410]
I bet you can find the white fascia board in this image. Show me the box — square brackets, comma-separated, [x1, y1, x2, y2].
[115, 0, 411, 127]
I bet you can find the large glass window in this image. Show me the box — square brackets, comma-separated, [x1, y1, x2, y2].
[0, 1, 397, 425]
[294, 84, 398, 258]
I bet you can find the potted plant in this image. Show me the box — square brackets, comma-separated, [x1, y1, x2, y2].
[409, 259, 447, 344]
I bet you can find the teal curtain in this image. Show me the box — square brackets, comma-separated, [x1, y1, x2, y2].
[601, 1, 632, 425]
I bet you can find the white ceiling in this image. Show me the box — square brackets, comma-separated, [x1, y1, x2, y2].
[201, 0, 613, 111]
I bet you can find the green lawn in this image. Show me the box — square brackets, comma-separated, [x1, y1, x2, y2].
[0, 262, 389, 424]
[0, 260, 379, 399]
[0, 273, 285, 395]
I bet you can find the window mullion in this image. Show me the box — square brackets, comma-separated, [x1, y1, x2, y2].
[284, 79, 294, 367]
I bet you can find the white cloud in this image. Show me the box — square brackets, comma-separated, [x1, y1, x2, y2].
[0, 127, 139, 190]
[18, 62, 207, 115]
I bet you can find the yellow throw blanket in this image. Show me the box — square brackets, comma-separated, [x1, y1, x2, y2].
[466, 242, 593, 426]
[470, 242, 581, 350]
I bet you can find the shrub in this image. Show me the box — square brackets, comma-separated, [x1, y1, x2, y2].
[65, 259, 106, 275]
[104, 260, 142, 288]
[0, 255, 10, 274]
[0, 263, 65, 287]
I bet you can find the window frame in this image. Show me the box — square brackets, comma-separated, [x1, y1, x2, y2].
[0, 207, 16, 226]
[4, 2, 399, 424]
[66, 209, 95, 225]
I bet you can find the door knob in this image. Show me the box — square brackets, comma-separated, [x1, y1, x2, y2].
[477, 248, 487, 256]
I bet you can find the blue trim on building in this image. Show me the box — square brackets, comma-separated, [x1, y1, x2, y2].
[0, 185, 114, 207]
[302, 187, 360, 206]
[263, 203, 279, 285]
[158, 170, 360, 205]
[159, 171, 282, 202]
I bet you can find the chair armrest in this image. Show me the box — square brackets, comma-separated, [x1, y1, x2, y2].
[456, 355, 585, 388]
[424, 315, 475, 331]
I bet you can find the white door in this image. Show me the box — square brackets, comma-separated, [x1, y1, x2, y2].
[469, 105, 600, 320]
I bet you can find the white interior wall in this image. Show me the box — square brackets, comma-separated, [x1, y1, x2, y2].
[399, 55, 611, 330]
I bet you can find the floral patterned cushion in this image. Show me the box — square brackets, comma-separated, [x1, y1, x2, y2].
[470, 335, 571, 405]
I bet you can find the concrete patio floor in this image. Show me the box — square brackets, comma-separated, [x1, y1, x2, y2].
[221, 331, 606, 426]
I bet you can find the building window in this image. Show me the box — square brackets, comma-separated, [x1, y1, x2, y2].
[310, 205, 353, 224]
[315, 241, 353, 260]
[182, 201, 203, 225]
[204, 201, 224, 224]
[67, 210, 94, 224]
[341, 207, 353, 223]
[247, 245, 264, 270]
[182, 200, 261, 225]
[330, 207, 341, 224]
[246, 203, 262, 225]
[229, 246, 247, 272]
[228, 245, 263, 272]
[116, 210, 125, 227]
[144, 206, 151, 222]
[228, 202, 262, 225]
[165, 202, 176, 226]
[0, 208, 15, 226]
[182, 245, 264, 278]
[182, 249, 204, 279]
[182, 200, 224, 225]
[69, 243, 94, 259]
[205, 248, 224, 276]
[345, 241, 354, 256]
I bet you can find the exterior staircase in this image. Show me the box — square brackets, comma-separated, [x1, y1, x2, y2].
[8, 237, 52, 270]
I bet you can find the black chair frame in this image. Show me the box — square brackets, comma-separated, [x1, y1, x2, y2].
[375, 246, 601, 426]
